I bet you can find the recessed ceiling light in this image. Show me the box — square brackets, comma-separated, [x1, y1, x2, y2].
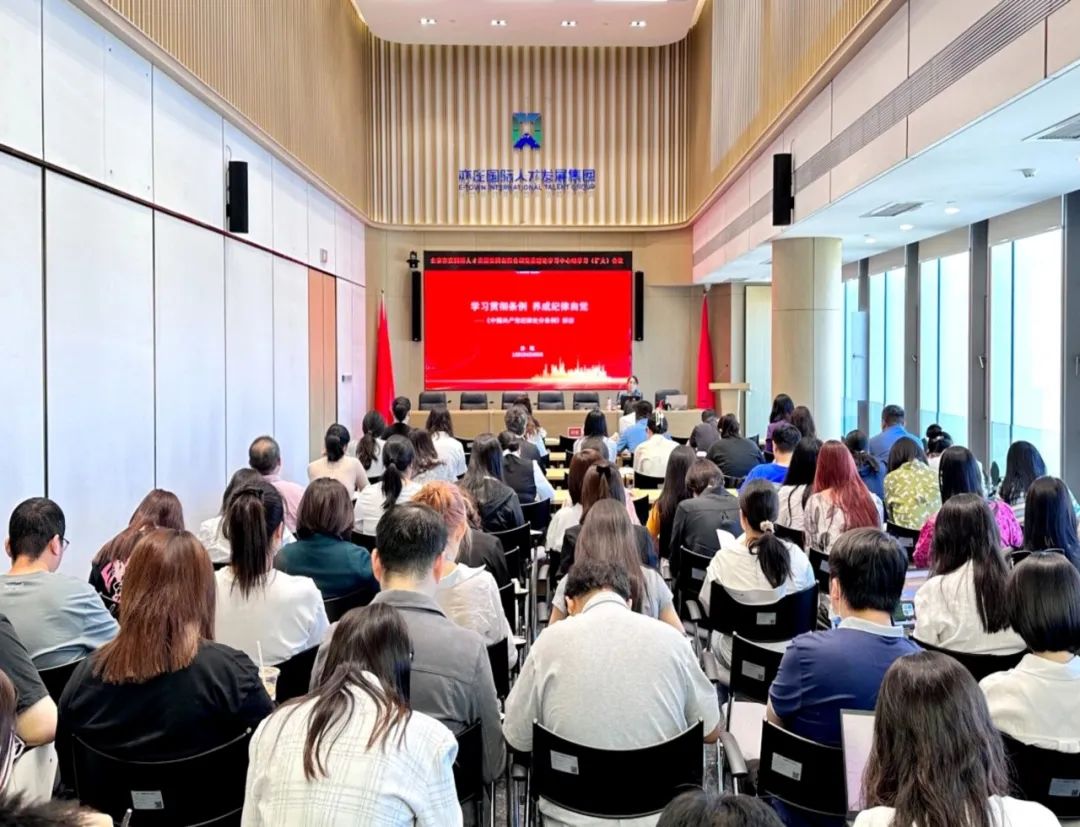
[864, 235, 877, 244]
[944, 204, 960, 215]
[491, 19, 506, 26]
[899, 223, 914, 231]
[419, 17, 436, 25]
[630, 20, 648, 27]
[561, 19, 577, 27]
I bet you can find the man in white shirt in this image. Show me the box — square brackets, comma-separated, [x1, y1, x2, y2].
[633, 411, 677, 478]
[504, 559, 720, 826]
[249, 435, 306, 533]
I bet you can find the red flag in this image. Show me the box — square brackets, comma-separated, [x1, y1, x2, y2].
[695, 294, 714, 409]
[373, 295, 396, 421]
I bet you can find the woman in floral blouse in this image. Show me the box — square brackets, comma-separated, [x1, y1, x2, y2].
[883, 438, 941, 531]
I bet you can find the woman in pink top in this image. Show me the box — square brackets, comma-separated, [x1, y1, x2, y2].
[913, 446, 1022, 568]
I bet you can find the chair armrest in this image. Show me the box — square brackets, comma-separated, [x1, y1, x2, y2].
[701, 650, 730, 686]
[719, 730, 748, 778]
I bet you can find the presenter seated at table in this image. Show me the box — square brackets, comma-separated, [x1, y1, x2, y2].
[633, 410, 678, 478]
[572, 409, 617, 462]
[614, 400, 654, 455]
[498, 431, 555, 504]
[615, 374, 642, 408]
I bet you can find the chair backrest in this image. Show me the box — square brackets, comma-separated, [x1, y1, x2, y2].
[453, 721, 484, 811]
[460, 392, 489, 410]
[672, 436, 689, 446]
[488, 523, 533, 572]
[572, 392, 600, 411]
[709, 582, 819, 643]
[654, 388, 682, 408]
[323, 584, 379, 623]
[501, 392, 525, 409]
[418, 391, 447, 411]
[497, 580, 516, 634]
[634, 471, 664, 490]
[38, 658, 84, 705]
[501, 545, 525, 586]
[729, 634, 785, 706]
[773, 524, 805, 549]
[276, 646, 320, 703]
[487, 640, 511, 701]
[1003, 733, 1080, 818]
[537, 391, 566, 410]
[71, 729, 252, 825]
[912, 637, 1027, 683]
[632, 495, 650, 526]
[351, 531, 377, 551]
[558, 434, 578, 454]
[676, 547, 714, 604]
[520, 499, 552, 537]
[886, 522, 921, 564]
[758, 721, 846, 817]
[531, 720, 704, 818]
[722, 475, 745, 490]
[1010, 549, 1031, 567]
[807, 548, 831, 594]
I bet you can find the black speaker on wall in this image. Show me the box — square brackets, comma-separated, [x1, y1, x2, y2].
[226, 161, 249, 233]
[633, 270, 645, 341]
[772, 153, 794, 226]
[410, 270, 422, 342]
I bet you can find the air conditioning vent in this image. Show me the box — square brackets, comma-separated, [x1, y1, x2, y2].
[860, 201, 925, 218]
[1027, 112, 1080, 142]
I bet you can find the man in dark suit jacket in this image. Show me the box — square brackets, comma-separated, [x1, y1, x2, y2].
[382, 396, 413, 440]
[669, 462, 741, 578]
[504, 405, 541, 463]
[690, 409, 722, 453]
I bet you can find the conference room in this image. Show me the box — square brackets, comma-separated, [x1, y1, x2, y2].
[4, 0, 1080, 824]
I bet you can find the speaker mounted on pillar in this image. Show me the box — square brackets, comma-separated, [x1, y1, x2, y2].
[226, 161, 249, 233]
[772, 153, 795, 226]
[410, 270, 422, 342]
[633, 271, 645, 341]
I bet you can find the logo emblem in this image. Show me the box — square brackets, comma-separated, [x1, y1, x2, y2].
[512, 112, 542, 151]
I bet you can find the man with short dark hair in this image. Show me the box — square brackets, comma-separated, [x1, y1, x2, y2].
[767, 527, 919, 747]
[504, 558, 720, 825]
[1, 498, 118, 669]
[249, 435, 306, 532]
[382, 396, 413, 440]
[868, 404, 921, 464]
[370, 503, 504, 785]
[739, 423, 800, 490]
[503, 405, 541, 463]
[615, 399, 654, 455]
[689, 409, 721, 453]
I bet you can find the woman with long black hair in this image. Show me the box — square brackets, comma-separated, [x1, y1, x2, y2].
[353, 436, 420, 534]
[764, 393, 795, 454]
[777, 437, 821, 531]
[308, 423, 368, 495]
[1021, 476, 1080, 571]
[458, 433, 524, 532]
[355, 411, 388, 480]
[646, 445, 696, 559]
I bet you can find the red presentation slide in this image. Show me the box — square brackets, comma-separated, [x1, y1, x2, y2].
[424, 252, 632, 391]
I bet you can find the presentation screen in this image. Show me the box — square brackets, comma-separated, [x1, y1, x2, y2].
[424, 252, 633, 391]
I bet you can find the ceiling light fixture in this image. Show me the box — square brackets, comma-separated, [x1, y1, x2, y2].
[944, 204, 960, 215]
[491, 19, 506, 26]
[899, 223, 914, 231]
[864, 235, 877, 244]
[630, 20, 648, 27]
[419, 17, 437, 25]
[561, 19, 577, 27]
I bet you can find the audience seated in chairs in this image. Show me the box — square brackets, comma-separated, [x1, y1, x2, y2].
[549, 500, 681, 633]
[790, 406, 817, 440]
[646, 445, 696, 560]
[700, 481, 815, 669]
[498, 430, 556, 504]
[509, 396, 550, 460]
[689, 409, 722, 454]
[633, 410, 678, 478]
[741, 424, 800, 491]
[545, 449, 603, 552]
[913, 446, 1022, 569]
[198, 468, 296, 565]
[777, 437, 821, 531]
[504, 559, 720, 825]
[856, 651, 1057, 826]
[999, 440, 1080, 525]
[214, 481, 328, 666]
[413, 482, 514, 666]
[249, 435, 306, 533]
[981, 552, 1080, 752]
[883, 437, 940, 532]
[1019, 476, 1080, 571]
[845, 429, 886, 500]
[573, 409, 618, 461]
[89, 488, 184, 610]
[275, 478, 378, 601]
[354, 436, 422, 535]
[243, 604, 461, 826]
[357, 410, 388, 480]
[659, 790, 783, 827]
[459, 434, 524, 533]
[764, 393, 795, 454]
[803, 441, 884, 554]
[503, 405, 543, 464]
[307, 423, 368, 496]
[912, 494, 1024, 655]
[767, 528, 919, 748]
[409, 428, 458, 485]
[0, 615, 55, 750]
[867, 404, 921, 465]
[0, 498, 117, 670]
[382, 396, 413, 441]
[707, 414, 766, 481]
[615, 400, 654, 455]
[58, 529, 273, 790]
[314, 504, 504, 787]
[427, 406, 468, 478]
[669, 460, 741, 577]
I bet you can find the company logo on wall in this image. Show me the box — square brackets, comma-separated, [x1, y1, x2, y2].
[512, 112, 543, 150]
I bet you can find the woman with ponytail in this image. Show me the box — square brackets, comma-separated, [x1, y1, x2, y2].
[215, 480, 328, 666]
[242, 604, 459, 825]
[308, 423, 368, 495]
[353, 436, 421, 534]
[356, 411, 388, 481]
[700, 479, 815, 667]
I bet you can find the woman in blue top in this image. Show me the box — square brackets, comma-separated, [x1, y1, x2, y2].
[845, 429, 886, 499]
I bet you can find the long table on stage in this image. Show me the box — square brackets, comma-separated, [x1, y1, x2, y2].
[446, 408, 706, 439]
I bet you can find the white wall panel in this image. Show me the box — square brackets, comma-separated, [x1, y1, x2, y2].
[0, 0, 43, 157]
[45, 173, 154, 576]
[153, 68, 224, 228]
[225, 240, 275, 474]
[102, 32, 152, 197]
[307, 189, 336, 272]
[0, 156, 44, 512]
[272, 258, 310, 482]
[272, 159, 308, 262]
[1048, 0, 1080, 76]
[334, 204, 352, 282]
[349, 216, 366, 286]
[154, 214, 226, 530]
[336, 279, 367, 435]
[223, 121, 273, 249]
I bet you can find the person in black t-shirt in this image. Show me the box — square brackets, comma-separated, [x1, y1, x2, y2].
[0, 615, 54, 748]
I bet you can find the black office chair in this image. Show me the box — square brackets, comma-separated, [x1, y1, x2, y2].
[452, 721, 493, 827]
[488, 524, 533, 576]
[722, 475, 745, 490]
[1003, 733, 1080, 819]
[632, 495, 650, 526]
[672, 436, 689, 446]
[675, 547, 715, 649]
[38, 658, 84, 705]
[487, 639, 512, 702]
[71, 729, 252, 825]
[323, 584, 379, 623]
[418, 391, 447, 411]
[497, 581, 517, 639]
[460, 392, 489, 411]
[763, 451, 775, 463]
[634, 471, 664, 490]
[520, 499, 552, 543]
[773, 524, 805, 549]
[558, 434, 578, 455]
[1009, 549, 1031, 567]
[523, 721, 704, 822]
[351, 530, 377, 551]
[537, 391, 565, 410]
[886, 521, 922, 565]
[456, 436, 474, 453]
[276, 646, 320, 703]
[571, 392, 600, 411]
[708, 582, 818, 645]
[757, 721, 846, 819]
[808, 548, 831, 594]
[654, 388, 682, 408]
[502, 392, 526, 410]
[912, 637, 1026, 683]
